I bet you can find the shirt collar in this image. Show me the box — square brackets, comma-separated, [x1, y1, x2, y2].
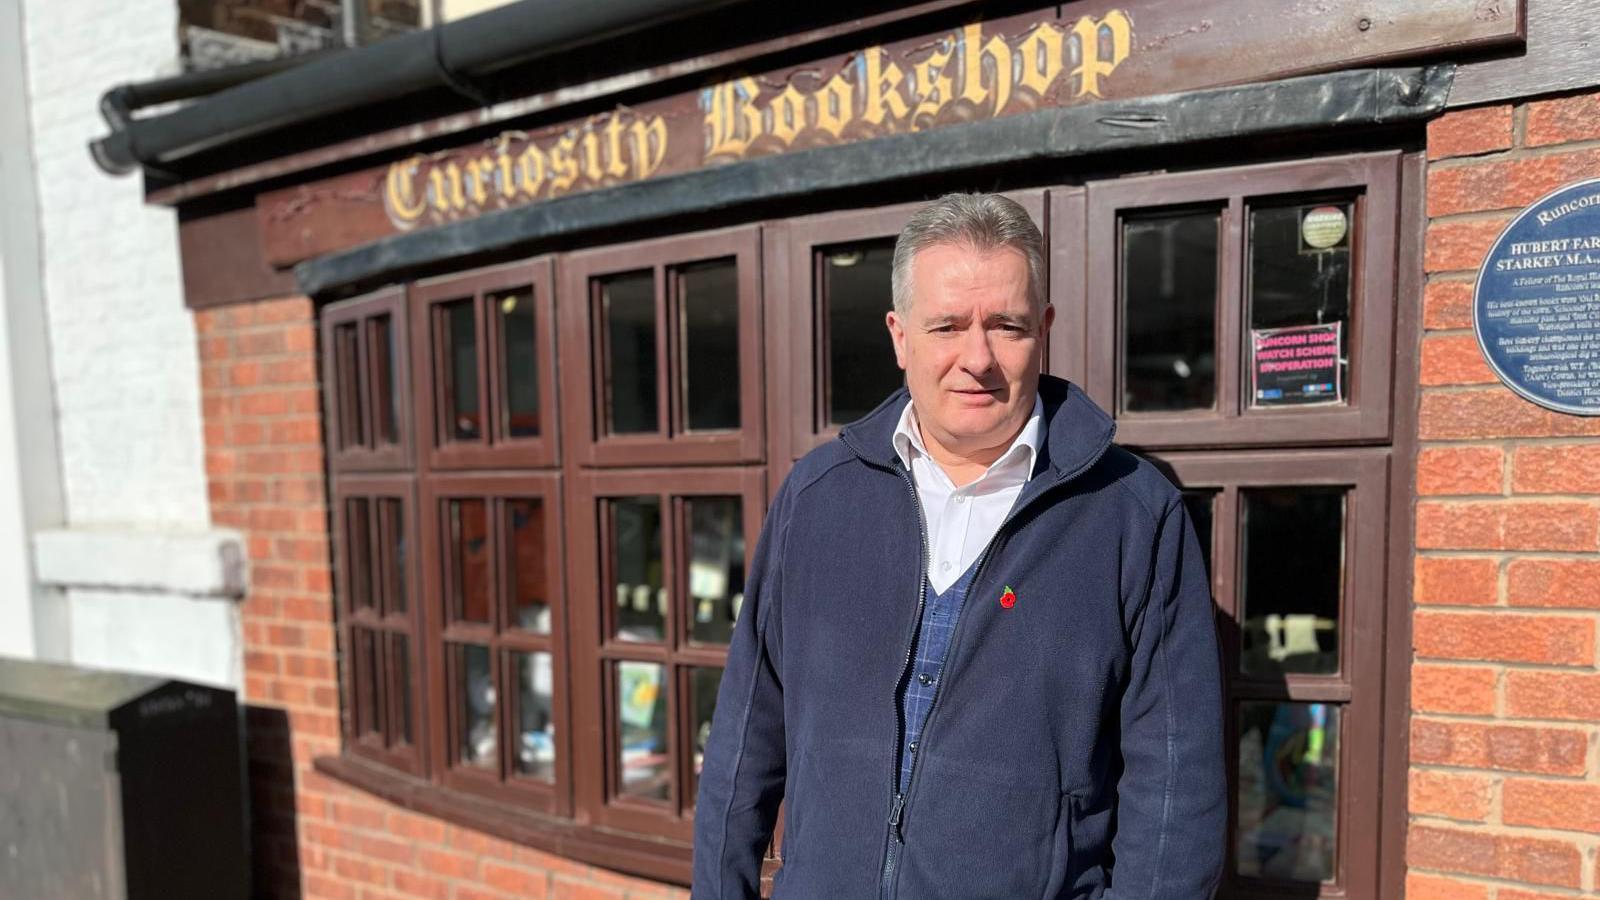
[892, 393, 1045, 480]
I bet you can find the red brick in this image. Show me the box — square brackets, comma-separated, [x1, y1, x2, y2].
[1525, 92, 1600, 146]
[1413, 556, 1499, 606]
[483, 862, 549, 897]
[1426, 215, 1514, 273]
[358, 833, 415, 866]
[1508, 559, 1600, 609]
[255, 297, 314, 324]
[389, 871, 450, 900]
[1413, 610, 1594, 666]
[1505, 670, 1600, 721]
[1503, 780, 1600, 834]
[549, 879, 624, 900]
[1422, 278, 1476, 330]
[1411, 664, 1497, 715]
[1406, 824, 1582, 887]
[1405, 872, 1489, 900]
[1502, 501, 1600, 551]
[387, 812, 447, 845]
[1418, 389, 1552, 440]
[1419, 333, 1497, 386]
[332, 852, 387, 886]
[270, 418, 323, 445]
[1512, 443, 1600, 493]
[416, 847, 478, 879]
[305, 874, 358, 900]
[252, 564, 302, 592]
[1429, 147, 1600, 216]
[1416, 501, 1501, 550]
[1499, 891, 1587, 900]
[1416, 447, 1503, 496]
[236, 330, 288, 356]
[1408, 770, 1493, 821]
[1428, 104, 1513, 159]
[1409, 719, 1588, 775]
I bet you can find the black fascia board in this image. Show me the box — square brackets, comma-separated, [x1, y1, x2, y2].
[295, 64, 1454, 297]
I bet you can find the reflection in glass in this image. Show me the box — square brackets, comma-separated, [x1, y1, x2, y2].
[441, 299, 480, 441]
[507, 498, 550, 633]
[346, 498, 371, 609]
[1122, 212, 1219, 412]
[602, 271, 658, 435]
[616, 661, 669, 802]
[689, 667, 724, 804]
[355, 628, 379, 737]
[390, 634, 412, 745]
[334, 322, 364, 449]
[379, 498, 406, 614]
[371, 314, 400, 446]
[679, 260, 741, 431]
[610, 497, 664, 642]
[448, 499, 491, 623]
[496, 288, 541, 438]
[1237, 701, 1339, 882]
[456, 644, 496, 770]
[687, 497, 745, 645]
[1249, 203, 1352, 407]
[1182, 491, 1216, 579]
[1241, 488, 1345, 676]
[824, 239, 900, 425]
[514, 652, 555, 781]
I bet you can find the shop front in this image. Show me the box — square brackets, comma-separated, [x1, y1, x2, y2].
[92, 1, 1600, 896]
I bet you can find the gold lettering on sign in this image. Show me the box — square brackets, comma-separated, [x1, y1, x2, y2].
[381, 109, 669, 230]
[701, 11, 1134, 162]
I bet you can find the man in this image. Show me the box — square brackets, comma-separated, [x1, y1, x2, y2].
[693, 193, 1225, 898]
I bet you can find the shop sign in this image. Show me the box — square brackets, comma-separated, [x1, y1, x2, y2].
[1474, 178, 1600, 416]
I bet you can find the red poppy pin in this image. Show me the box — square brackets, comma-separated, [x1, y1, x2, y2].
[999, 585, 1017, 609]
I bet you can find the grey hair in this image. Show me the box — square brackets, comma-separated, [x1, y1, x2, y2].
[890, 192, 1046, 315]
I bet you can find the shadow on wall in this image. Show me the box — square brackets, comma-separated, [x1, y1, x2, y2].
[244, 705, 303, 899]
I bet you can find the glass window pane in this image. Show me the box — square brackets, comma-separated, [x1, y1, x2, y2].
[334, 322, 365, 450]
[1236, 701, 1339, 882]
[687, 496, 745, 645]
[455, 643, 496, 771]
[438, 299, 480, 442]
[354, 628, 380, 738]
[616, 661, 669, 802]
[507, 498, 550, 633]
[679, 259, 741, 431]
[448, 499, 491, 624]
[1240, 488, 1345, 676]
[1248, 202, 1353, 408]
[370, 314, 400, 446]
[378, 498, 406, 615]
[824, 239, 900, 426]
[689, 667, 724, 806]
[496, 287, 541, 438]
[346, 498, 372, 610]
[610, 497, 664, 643]
[389, 634, 412, 747]
[601, 271, 658, 435]
[1182, 490, 1216, 579]
[1122, 212, 1219, 412]
[514, 651, 555, 782]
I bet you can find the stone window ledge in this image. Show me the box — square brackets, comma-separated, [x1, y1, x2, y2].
[31, 527, 246, 599]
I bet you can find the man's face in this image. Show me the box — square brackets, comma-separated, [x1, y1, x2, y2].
[886, 242, 1053, 459]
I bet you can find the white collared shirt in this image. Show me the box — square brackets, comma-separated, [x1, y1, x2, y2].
[892, 396, 1044, 593]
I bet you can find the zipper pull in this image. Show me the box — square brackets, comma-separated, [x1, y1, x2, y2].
[889, 793, 906, 840]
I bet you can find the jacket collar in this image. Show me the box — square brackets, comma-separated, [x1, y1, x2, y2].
[839, 375, 1116, 489]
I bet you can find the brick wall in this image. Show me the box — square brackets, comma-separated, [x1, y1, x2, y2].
[1409, 95, 1600, 896]
[199, 296, 688, 899]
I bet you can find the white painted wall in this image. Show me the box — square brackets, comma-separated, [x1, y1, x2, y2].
[439, 0, 518, 22]
[0, 0, 243, 687]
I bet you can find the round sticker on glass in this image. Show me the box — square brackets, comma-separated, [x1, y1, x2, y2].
[1301, 206, 1348, 250]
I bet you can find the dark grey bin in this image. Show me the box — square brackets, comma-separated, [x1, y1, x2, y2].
[0, 657, 249, 899]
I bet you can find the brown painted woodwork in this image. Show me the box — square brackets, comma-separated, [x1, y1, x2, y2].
[251, 0, 1520, 267]
[1084, 152, 1400, 449]
[322, 287, 414, 473]
[179, 205, 297, 309]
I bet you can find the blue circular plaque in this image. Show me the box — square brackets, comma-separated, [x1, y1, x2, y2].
[1474, 177, 1600, 415]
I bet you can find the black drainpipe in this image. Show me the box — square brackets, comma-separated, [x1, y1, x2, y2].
[90, 0, 743, 176]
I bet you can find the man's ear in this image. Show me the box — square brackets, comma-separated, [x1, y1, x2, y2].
[886, 310, 909, 371]
[1040, 303, 1056, 336]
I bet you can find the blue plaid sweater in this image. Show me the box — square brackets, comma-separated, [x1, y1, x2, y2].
[897, 565, 980, 793]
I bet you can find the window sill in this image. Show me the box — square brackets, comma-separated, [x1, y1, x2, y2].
[314, 754, 693, 886]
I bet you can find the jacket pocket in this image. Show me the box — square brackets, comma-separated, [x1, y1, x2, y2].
[1040, 792, 1078, 898]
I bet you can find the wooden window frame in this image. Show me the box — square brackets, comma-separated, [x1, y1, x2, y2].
[412, 258, 560, 470]
[418, 471, 571, 816]
[565, 467, 765, 843]
[1085, 152, 1400, 449]
[560, 226, 764, 468]
[332, 474, 425, 776]
[1148, 449, 1389, 899]
[779, 191, 1048, 461]
[322, 287, 413, 472]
